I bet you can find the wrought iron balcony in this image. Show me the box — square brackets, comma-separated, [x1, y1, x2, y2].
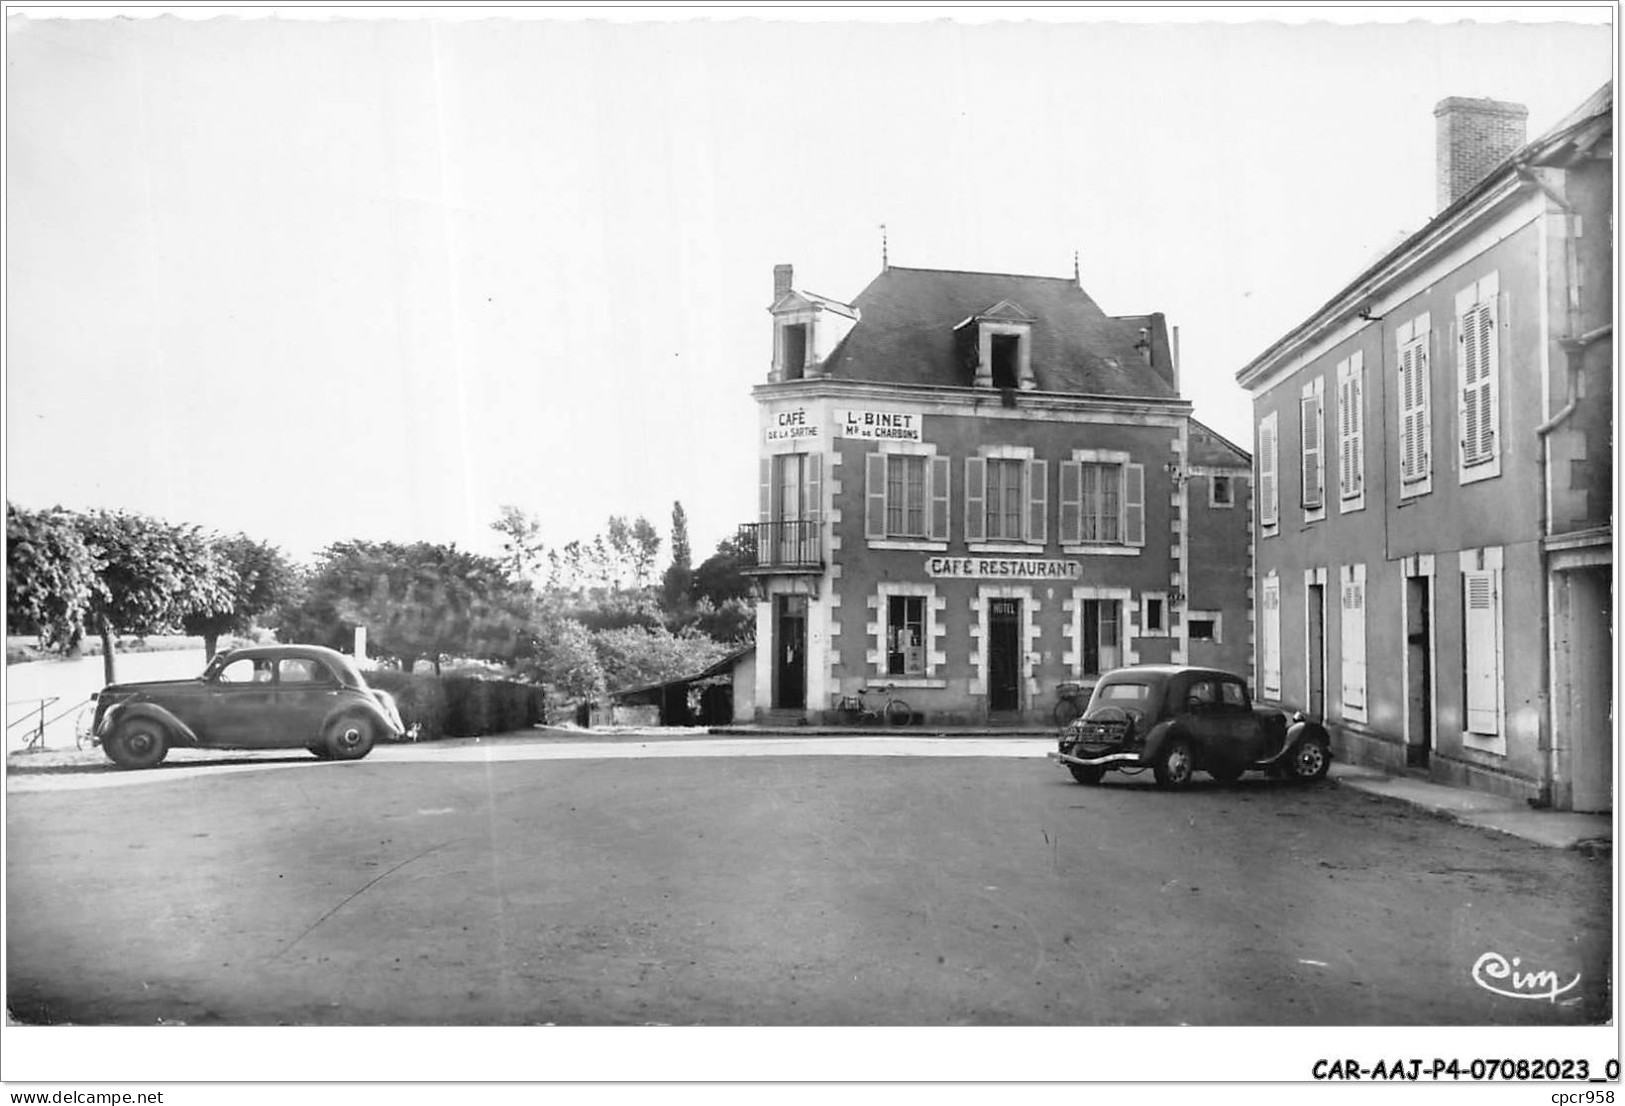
[738, 520, 824, 574]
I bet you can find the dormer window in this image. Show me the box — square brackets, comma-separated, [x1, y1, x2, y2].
[956, 300, 1036, 391]
[782, 324, 808, 380]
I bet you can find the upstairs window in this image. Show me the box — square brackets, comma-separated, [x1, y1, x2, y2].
[1397, 313, 1433, 498]
[1061, 455, 1144, 548]
[1336, 352, 1366, 510]
[964, 455, 1046, 545]
[864, 451, 949, 542]
[1300, 377, 1325, 513]
[1258, 411, 1279, 529]
[991, 334, 1021, 389]
[1456, 273, 1501, 482]
[782, 324, 808, 380]
[1210, 475, 1233, 507]
[986, 458, 1025, 539]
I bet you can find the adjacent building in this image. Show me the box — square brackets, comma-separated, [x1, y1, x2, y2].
[741, 262, 1251, 725]
[1235, 85, 1613, 811]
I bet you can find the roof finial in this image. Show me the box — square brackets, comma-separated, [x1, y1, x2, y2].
[1073, 249, 1080, 284]
[880, 223, 889, 270]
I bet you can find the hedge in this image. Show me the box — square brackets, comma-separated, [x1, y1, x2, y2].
[364, 669, 545, 740]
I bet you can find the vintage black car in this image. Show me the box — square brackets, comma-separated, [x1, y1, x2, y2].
[91, 644, 405, 769]
[1046, 664, 1331, 787]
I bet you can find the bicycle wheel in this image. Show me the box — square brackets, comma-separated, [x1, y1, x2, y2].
[884, 698, 912, 726]
[1053, 697, 1082, 728]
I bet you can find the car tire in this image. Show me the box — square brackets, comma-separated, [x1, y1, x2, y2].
[104, 719, 169, 769]
[324, 714, 376, 761]
[308, 744, 334, 760]
[1288, 736, 1331, 781]
[1068, 764, 1106, 785]
[1153, 738, 1195, 788]
[1207, 762, 1245, 783]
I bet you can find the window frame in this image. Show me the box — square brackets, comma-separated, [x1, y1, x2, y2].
[1397, 312, 1433, 499]
[1336, 351, 1366, 513]
[1300, 376, 1326, 520]
[1258, 410, 1280, 533]
[1059, 450, 1145, 553]
[1455, 273, 1502, 484]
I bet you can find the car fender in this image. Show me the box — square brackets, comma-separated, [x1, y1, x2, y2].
[1287, 717, 1332, 755]
[321, 699, 403, 739]
[1139, 719, 1182, 763]
[98, 702, 200, 747]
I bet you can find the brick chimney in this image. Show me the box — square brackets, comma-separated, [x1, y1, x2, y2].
[1434, 96, 1528, 211]
[773, 263, 793, 301]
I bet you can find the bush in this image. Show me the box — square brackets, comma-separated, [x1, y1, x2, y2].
[366, 668, 544, 740]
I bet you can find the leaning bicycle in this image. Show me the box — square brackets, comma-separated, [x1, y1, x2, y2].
[837, 683, 912, 727]
[1052, 681, 1090, 728]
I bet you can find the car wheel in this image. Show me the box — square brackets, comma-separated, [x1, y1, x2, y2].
[1153, 738, 1195, 788]
[324, 715, 375, 761]
[1289, 736, 1331, 781]
[1068, 764, 1106, 785]
[1207, 762, 1245, 783]
[308, 744, 334, 760]
[104, 719, 169, 769]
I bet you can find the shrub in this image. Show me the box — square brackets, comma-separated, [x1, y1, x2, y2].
[364, 668, 449, 741]
[442, 676, 544, 737]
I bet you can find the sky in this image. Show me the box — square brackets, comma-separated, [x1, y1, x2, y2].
[4, 6, 1615, 570]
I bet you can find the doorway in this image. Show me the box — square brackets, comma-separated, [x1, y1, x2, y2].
[1563, 566, 1612, 812]
[988, 598, 1022, 713]
[775, 594, 807, 710]
[1405, 575, 1432, 768]
[1306, 583, 1325, 720]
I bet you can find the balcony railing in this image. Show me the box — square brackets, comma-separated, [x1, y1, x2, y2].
[738, 520, 824, 573]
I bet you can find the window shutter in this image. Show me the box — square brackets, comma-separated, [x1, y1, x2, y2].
[1123, 463, 1145, 547]
[1059, 461, 1082, 545]
[929, 456, 950, 540]
[1459, 298, 1499, 466]
[1262, 575, 1281, 698]
[805, 453, 822, 521]
[1463, 569, 1500, 734]
[1258, 414, 1278, 526]
[1337, 370, 1352, 498]
[1351, 364, 1364, 495]
[1399, 340, 1429, 482]
[1026, 459, 1048, 544]
[759, 457, 772, 523]
[1301, 392, 1322, 508]
[864, 452, 886, 540]
[964, 458, 986, 542]
[1340, 567, 1366, 713]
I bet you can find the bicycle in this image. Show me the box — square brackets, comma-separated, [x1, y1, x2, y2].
[837, 683, 913, 727]
[1052, 681, 1090, 728]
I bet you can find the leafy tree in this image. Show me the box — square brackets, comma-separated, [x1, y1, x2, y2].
[280, 540, 530, 675]
[518, 606, 605, 704]
[661, 501, 693, 615]
[691, 532, 754, 608]
[490, 504, 546, 585]
[75, 510, 235, 685]
[6, 503, 102, 653]
[180, 534, 296, 661]
[688, 595, 755, 644]
[591, 624, 729, 694]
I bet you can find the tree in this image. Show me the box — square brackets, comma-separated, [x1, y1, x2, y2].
[691, 532, 754, 608]
[75, 510, 236, 685]
[180, 534, 296, 661]
[490, 504, 546, 585]
[6, 503, 102, 653]
[280, 540, 530, 675]
[590, 624, 730, 694]
[660, 501, 693, 615]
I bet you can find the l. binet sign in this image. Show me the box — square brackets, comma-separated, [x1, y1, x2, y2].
[926, 557, 1083, 580]
[835, 408, 922, 442]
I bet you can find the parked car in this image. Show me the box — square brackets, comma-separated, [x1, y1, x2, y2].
[90, 644, 406, 769]
[1046, 664, 1331, 787]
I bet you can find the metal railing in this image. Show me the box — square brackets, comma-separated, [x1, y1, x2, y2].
[7, 695, 95, 753]
[737, 519, 823, 571]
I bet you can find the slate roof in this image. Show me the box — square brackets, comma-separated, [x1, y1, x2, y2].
[1187, 418, 1251, 467]
[818, 266, 1180, 399]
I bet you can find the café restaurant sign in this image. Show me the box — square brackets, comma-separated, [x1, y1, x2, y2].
[764, 406, 821, 443]
[926, 556, 1082, 580]
[835, 408, 922, 442]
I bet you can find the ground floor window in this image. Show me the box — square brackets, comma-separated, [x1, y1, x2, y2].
[1081, 599, 1122, 675]
[887, 595, 926, 676]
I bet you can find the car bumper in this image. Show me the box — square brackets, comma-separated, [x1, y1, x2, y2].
[1048, 749, 1145, 769]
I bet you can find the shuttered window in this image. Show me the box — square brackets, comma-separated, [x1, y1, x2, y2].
[969, 457, 1047, 544]
[1258, 412, 1279, 527]
[1261, 573, 1281, 698]
[1399, 333, 1431, 485]
[1301, 380, 1324, 510]
[866, 452, 949, 541]
[1463, 569, 1502, 735]
[1337, 353, 1365, 503]
[1457, 277, 1501, 471]
[1058, 460, 1144, 547]
[1340, 564, 1366, 720]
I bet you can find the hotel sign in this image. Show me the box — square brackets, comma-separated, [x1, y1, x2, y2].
[835, 408, 922, 442]
[926, 557, 1082, 580]
[764, 406, 821, 443]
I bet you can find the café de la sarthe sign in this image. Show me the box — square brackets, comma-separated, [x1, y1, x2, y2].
[926, 556, 1082, 580]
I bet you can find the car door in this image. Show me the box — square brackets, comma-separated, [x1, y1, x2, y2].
[1218, 676, 1270, 764]
[272, 656, 342, 747]
[1176, 676, 1229, 759]
[197, 656, 278, 747]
